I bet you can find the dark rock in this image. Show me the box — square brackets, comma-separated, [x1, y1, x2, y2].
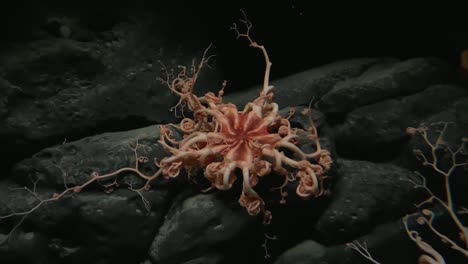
[179, 254, 224, 264]
[0, 231, 51, 264]
[148, 193, 252, 264]
[0, 180, 171, 264]
[317, 57, 452, 115]
[334, 84, 468, 159]
[0, 14, 222, 167]
[274, 219, 418, 264]
[274, 240, 334, 264]
[315, 159, 421, 244]
[454, 98, 468, 126]
[12, 125, 177, 188]
[0, 78, 23, 119]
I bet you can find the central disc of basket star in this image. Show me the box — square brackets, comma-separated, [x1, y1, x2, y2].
[219, 106, 281, 163]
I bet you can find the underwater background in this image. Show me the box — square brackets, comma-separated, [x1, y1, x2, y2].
[0, 1, 467, 263]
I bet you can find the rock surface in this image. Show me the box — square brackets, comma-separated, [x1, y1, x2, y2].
[334, 84, 468, 159]
[148, 193, 252, 264]
[0, 10, 222, 167]
[0, 180, 171, 264]
[1, 7, 467, 263]
[12, 125, 170, 187]
[315, 159, 421, 244]
[317, 57, 452, 115]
